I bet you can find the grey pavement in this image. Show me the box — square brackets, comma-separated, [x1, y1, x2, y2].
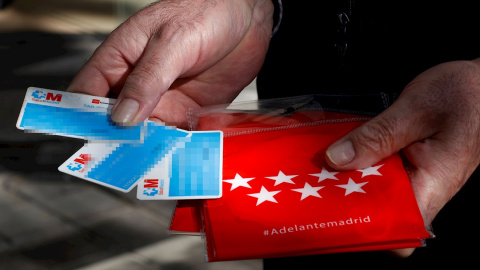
[0, 2, 261, 268]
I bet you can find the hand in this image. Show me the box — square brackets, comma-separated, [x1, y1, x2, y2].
[67, 0, 274, 128]
[325, 59, 480, 257]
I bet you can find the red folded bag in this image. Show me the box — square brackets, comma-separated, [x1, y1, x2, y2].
[170, 98, 432, 262]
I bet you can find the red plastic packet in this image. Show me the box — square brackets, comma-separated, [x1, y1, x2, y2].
[169, 95, 432, 262]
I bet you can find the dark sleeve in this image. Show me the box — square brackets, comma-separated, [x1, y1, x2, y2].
[256, 0, 480, 100]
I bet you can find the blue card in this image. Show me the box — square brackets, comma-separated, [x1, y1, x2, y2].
[16, 87, 145, 142]
[137, 130, 223, 199]
[58, 123, 189, 192]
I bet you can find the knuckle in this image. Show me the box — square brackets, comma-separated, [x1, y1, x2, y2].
[353, 117, 398, 154]
[131, 65, 160, 91]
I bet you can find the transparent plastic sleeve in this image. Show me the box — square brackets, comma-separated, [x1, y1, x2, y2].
[168, 94, 433, 262]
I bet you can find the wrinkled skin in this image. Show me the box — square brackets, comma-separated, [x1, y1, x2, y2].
[325, 59, 480, 257]
[68, 0, 273, 127]
[68, 0, 480, 258]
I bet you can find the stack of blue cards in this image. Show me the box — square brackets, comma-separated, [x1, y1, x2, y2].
[16, 87, 223, 199]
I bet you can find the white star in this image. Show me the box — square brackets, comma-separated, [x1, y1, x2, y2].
[357, 164, 384, 178]
[247, 186, 281, 206]
[309, 167, 339, 182]
[223, 173, 254, 191]
[292, 182, 324, 200]
[144, 188, 157, 196]
[336, 178, 368, 196]
[265, 171, 297, 186]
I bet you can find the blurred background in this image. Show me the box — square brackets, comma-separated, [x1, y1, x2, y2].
[0, 0, 259, 269]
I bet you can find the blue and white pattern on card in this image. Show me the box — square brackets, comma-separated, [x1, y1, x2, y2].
[170, 131, 223, 197]
[136, 130, 223, 200]
[16, 87, 144, 142]
[86, 124, 190, 192]
[58, 142, 122, 190]
[17, 86, 226, 198]
[59, 122, 190, 193]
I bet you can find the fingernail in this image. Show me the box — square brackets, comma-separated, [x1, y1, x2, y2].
[326, 140, 355, 166]
[111, 99, 139, 124]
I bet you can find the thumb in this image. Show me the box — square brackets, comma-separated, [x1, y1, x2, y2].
[109, 47, 180, 125]
[325, 98, 434, 170]
[108, 17, 194, 125]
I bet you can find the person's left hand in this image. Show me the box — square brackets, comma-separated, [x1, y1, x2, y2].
[325, 58, 480, 257]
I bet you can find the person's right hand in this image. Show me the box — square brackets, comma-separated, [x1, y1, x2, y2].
[67, 0, 274, 128]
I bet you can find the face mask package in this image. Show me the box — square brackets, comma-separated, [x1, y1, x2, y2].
[169, 94, 433, 262]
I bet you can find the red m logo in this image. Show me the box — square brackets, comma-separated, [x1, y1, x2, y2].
[144, 179, 159, 188]
[46, 92, 63, 102]
[74, 154, 91, 165]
